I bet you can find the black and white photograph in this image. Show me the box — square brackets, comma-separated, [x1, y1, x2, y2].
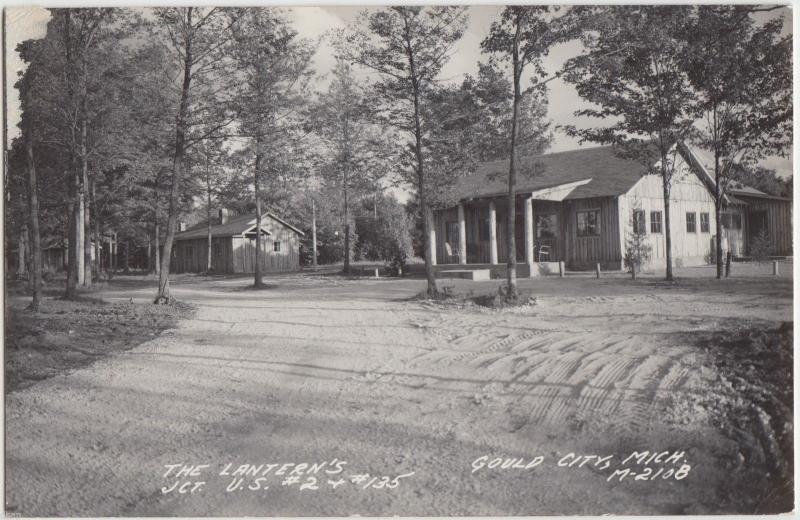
[2, 3, 794, 516]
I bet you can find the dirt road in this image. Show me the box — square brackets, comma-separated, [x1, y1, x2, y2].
[5, 269, 793, 515]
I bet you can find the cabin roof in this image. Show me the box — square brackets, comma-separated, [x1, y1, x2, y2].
[175, 212, 304, 241]
[449, 145, 650, 202]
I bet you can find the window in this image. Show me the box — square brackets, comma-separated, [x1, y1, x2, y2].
[576, 210, 600, 237]
[273, 241, 281, 252]
[650, 211, 663, 234]
[536, 214, 558, 239]
[700, 212, 710, 233]
[686, 212, 696, 233]
[721, 212, 742, 230]
[632, 210, 647, 234]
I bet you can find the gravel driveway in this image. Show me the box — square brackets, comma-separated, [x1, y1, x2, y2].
[5, 271, 792, 515]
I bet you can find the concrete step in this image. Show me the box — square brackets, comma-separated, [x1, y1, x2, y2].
[436, 269, 492, 281]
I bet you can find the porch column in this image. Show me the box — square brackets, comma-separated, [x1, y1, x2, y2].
[524, 195, 534, 265]
[489, 201, 498, 264]
[426, 206, 437, 266]
[457, 203, 467, 265]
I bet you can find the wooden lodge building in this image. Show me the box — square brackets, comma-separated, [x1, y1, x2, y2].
[171, 210, 304, 274]
[432, 143, 791, 275]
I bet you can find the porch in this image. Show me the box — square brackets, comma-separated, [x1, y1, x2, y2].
[431, 195, 565, 269]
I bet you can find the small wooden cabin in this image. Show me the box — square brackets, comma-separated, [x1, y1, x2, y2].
[171, 210, 304, 274]
[432, 142, 792, 273]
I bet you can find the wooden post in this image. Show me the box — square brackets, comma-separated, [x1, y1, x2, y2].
[773, 260, 779, 276]
[489, 200, 498, 265]
[596, 263, 601, 279]
[559, 261, 565, 278]
[374, 267, 379, 278]
[524, 196, 534, 266]
[725, 251, 731, 278]
[457, 203, 467, 265]
[427, 207, 437, 266]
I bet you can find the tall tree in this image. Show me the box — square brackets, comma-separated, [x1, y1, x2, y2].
[685, 6, 791, 278]
[230, 7, 314, 288]
[482, 6, 577, 298]
[564, 6, 699, 281]
[337, 6, 469, 297]
[312, 60, 378, 274]
[152, 7, 241, 302]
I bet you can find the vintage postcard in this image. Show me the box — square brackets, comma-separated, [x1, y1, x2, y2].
[2, 3, 794, 516]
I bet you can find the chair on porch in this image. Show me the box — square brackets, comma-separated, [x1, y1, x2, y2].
[537, 245, 551, 262]
[445, 242, 459, 264]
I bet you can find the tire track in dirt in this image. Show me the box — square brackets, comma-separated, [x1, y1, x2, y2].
[401, 306, 699, 435]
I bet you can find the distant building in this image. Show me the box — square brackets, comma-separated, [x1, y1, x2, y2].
[171, 209, 304, 274]
[433, 142, 791, 274]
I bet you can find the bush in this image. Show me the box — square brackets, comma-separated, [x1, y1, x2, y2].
[749, 228, 773, 262]
[623, 207, 652, 279]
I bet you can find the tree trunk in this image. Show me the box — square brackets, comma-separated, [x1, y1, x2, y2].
[77, 177, 85, 285]
[206, 160, 212, 273]
[18, 225, 27, 277]
[92, 180, 100, 280]
[156, 7, 193, 303]
[253, 132, 264, 288]
[154, 221, 160, 277]
[343, 185, 351, 274]
[65, 169, 80, 299]
[661, 165, 673, 281]
[714, 151, 723, 279]
[124, 240, 130, 273]
[25, 129, 42, 311]
[81, 114, 91, 286]
[63, 10, 78, 299]
[505, 16, 523, 300]
[311, 197, 317, 270]
[405, 23, 438, 297]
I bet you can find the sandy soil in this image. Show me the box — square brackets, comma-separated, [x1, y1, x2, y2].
[4, 265, 793, 516]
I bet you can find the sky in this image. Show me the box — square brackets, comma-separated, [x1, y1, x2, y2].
[3, 5, 794, 177]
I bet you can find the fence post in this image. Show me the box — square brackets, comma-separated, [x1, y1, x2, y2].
[374, 267, 380, 279]
[559, 261, 565, 278]
[773, 260, 779, 276]
[596, 263, 601, 279]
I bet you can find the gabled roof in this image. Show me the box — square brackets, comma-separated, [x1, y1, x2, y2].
[175, 212, 304, 242]
[447, 145, 651, 202]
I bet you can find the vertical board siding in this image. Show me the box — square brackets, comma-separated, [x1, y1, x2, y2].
[622, 152, 717, 267]
[173, 216, 301, 274]
[737, 196, 792, 256]
[564, 197, 620, 270]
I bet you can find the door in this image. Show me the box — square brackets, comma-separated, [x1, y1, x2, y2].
[747, 210, 769, 254]
[445, 221, 460, 263]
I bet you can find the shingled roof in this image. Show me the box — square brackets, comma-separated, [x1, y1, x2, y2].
[447, 145, 653, 202]
[175, 212, 304, 242]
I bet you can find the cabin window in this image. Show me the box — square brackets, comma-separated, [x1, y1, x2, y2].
[650, 211, 662, 233]
[576, 210, 600, 237]
[686, 212, 696, 233]
[721, 212, 742, 230]
[700, 212, 710, 233]
[273, 241, 281, 252]
[632, 210, 647, 234]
